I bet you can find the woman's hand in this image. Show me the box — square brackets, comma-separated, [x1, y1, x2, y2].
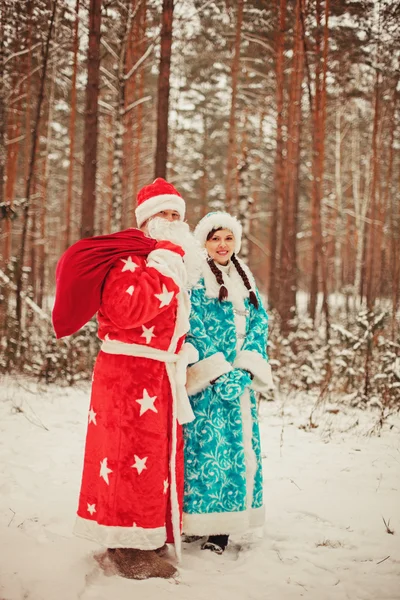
[211, 368, 252, 401]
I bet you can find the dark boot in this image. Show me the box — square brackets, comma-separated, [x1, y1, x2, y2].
[201, 535, 229, 555]
[108, 548, 177, 580]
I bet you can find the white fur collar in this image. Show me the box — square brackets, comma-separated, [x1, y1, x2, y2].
[200, 258, 256, 310]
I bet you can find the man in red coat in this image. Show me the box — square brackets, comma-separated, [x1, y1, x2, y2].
[64, 179, 200, 579]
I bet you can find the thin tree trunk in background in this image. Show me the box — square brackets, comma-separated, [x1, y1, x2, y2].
[132, 0, 146, 215]
[249, 109, 265, 267]
[334, 100, 343, 295]
[15, 0, 57, 326]
[386, 81, 399, 337]
[37, 21, 58, 309]
[200, 112, 209, 218]
[238, 106, 251, 262]
[111, 3, 138, 231]
[269, 0, 286, 310]
[309, 0, 323, 322]
[225, 0, 244, 211]
[105, 113, 114, 234]
[352, 102, 370, 306]
[366, 68, 381, 309]
[279, 0, 305, 333]
[318, 0, 330, 337]
[65, 0, 80, 250]
[81, 0, 102, 238]
[154, 0, 174, 179]
[4, 90, 22, 262]
[123, 0, 138, 228]
[0, 2, 6, 216]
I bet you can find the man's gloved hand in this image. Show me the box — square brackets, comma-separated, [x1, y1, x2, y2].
[212, 368, 252, 402]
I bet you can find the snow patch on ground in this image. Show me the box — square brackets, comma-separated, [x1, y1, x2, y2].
[0, 376, 399, 599]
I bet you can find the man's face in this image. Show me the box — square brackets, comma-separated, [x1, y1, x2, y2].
[153, 209, 181, 222]
[142, 210, 181, 233]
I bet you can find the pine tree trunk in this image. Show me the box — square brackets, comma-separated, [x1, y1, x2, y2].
[65, 0, 80, 250]
[132, 0, 146, 218]
[269, 0, 286, 310]
[351, 102, 370, 306]
[37, 21, 58, 309]
[3, 90, 22, 262]
[279, 0, 305, 333]
[154, 0, 174, 179]
[309, 0, 323, 322]
[366, 69, 381, 309]
[0, 2, 6, 216]
[15, 0, 58, 326]
[225, 0, 244, 211]
[333, 99, 343, 295]
[81, 0, 102, 238]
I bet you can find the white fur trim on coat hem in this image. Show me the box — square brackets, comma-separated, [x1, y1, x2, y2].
[135, 194, 185, 227]
[74, 516, 166, 549]
[186, 352, 232, 396]
[234, 350, 274, 392]
[182, 505, 265, 536]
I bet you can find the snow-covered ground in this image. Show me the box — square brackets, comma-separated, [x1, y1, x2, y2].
[0, 376, 399, 600]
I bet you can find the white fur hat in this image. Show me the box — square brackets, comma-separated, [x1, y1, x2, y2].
[194, 211, 242, 254]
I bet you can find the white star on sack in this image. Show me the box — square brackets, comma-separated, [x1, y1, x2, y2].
[163, 479, 169, 494]
[121, 256, 138, 272]
[141, 325, 156, 344]
[126, 285, 135, 296]
[99, 458, 113, 485]
[88, 407, 97, 425]
[87, 503, 96, 515]
[131, 455, 148, 474]
[154, 284, 174, 308]
[136, 389, 158, 416]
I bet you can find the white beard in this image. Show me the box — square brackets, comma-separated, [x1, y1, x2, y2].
[147, 218, 205, 288]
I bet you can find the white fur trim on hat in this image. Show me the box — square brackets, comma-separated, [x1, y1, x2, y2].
[135, 194, 186, 228]
[194, 212, 242, 254]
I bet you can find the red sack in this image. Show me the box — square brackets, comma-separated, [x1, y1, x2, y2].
[52, 229, 157, 339]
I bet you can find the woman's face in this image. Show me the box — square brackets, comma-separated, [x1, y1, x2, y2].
[205, 228, 235, 265]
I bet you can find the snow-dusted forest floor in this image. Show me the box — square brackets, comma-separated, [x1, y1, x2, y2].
[0, 376, 399, 600]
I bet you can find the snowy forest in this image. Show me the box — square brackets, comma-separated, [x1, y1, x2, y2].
[0, 0, 400, 409]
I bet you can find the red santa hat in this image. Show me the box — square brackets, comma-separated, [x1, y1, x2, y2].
[135, 178, 186, 228]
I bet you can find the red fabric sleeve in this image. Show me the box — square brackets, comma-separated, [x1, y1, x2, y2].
[100, 256, 180, 330]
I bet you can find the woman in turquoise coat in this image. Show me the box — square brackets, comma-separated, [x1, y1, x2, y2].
[183, 212, 273, 554]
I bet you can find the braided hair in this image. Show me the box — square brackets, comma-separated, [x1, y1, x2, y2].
[206, 228, 259, 309]
[231, 253, 259, 309]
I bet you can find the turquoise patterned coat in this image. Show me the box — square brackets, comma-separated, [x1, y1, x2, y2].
[182, 258, 273, 536]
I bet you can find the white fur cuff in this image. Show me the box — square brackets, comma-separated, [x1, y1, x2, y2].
[234, 350, 274, 392]
[147, 248, 186, 287]
[186, 352, 232, 396]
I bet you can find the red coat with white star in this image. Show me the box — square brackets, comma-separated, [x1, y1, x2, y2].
[74, 245, 191, 551]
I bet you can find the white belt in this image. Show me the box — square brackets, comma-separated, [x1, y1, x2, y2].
[101, 339, 197, 425]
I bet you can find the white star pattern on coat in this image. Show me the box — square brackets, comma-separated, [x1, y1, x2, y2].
[154, 284, 174, 308]
[99, 458, 113, 485]
[121, 256, 138, 272]
[131, 455, 148, 474]
[136, 389, 158, 416]
[87, 503, 96, 515]
[126, 285, 135, 296]
[88, 407, 97, 425]
[141, 325, 156, 344]
[163, 479, 169, 494]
